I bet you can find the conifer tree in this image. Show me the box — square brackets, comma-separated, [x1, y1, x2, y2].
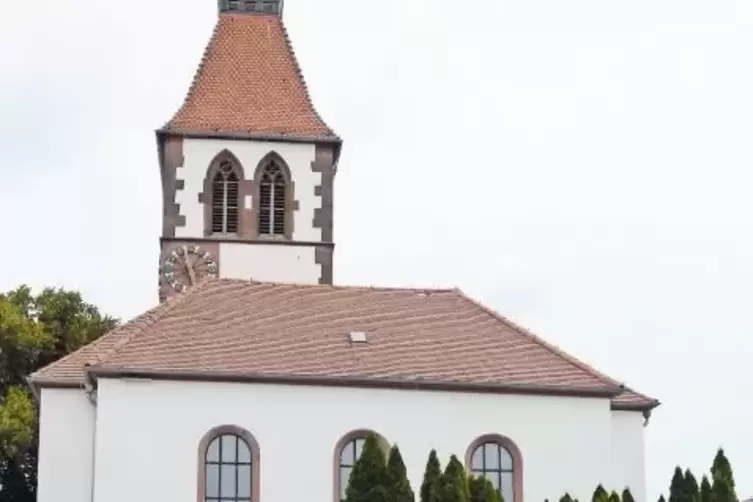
[711, 448, 736, 495]
[421, 450, 443, 502]
[559, 494, 574, 502]
[658, 495, 667, 502]
[345, 432, 389, 502]
[712, 474, 735, 502]
[622, 488, 635, 502]
[387, 445, 415, 502]
[469, 475, 501, 502]
[438, 455, 470, 502]
[669, 467, 686, 502]
[684, 469, 700, 502]
[592, 485, 609, 502]
[608, 491, 621, 502]
[700, 476, 712, 502]
[710, 448, 737, 502]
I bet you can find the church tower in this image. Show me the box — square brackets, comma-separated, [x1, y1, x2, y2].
[156, 0, 341, 300]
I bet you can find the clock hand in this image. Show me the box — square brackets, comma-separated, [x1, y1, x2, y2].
[183, 246, 197, 286]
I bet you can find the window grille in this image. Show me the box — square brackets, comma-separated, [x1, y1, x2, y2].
[211, 161, 240, 234]
[258, 161, 286, 236]
[204, 433, 253, 502]
[338, 437, 365, 502]
[470, 443, 515, 502]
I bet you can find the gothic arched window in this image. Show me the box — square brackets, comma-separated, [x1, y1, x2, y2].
[258, 160, 287, 236]
[466, 435, 523, 502]
[199, 425, 259, 502]
[211, 160, 240, 234]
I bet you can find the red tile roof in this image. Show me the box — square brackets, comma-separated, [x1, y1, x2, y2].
[163, 13, 338, 141]
[30, 280, 658, 411]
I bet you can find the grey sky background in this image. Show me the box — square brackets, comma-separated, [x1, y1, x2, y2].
[1, 0, 751, 498]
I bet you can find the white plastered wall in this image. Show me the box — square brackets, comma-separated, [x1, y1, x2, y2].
[175, 138, 322, 242]
[36, 387, 96, 502]
[609, 410, 647, 501]
[85, 379, 647, 502]
[218, 242, 320, 284]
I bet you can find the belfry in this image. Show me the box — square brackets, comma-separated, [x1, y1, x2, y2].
[155, 0, 341, 300]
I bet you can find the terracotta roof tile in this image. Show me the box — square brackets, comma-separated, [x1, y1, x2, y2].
[163, 14, 337, 140]
[30, 280, 658, 411]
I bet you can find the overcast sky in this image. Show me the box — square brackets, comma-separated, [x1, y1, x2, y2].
[1, 0, 752, 498]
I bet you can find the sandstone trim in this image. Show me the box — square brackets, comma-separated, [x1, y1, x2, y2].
[159, 135, 186, 238]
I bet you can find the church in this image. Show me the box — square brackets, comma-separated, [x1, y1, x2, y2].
[29, 2, 659, 502]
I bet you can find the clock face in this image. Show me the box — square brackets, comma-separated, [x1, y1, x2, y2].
[161, 245, 218, 293]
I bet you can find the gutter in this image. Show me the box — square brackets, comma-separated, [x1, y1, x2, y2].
[84, 365, 624, 399]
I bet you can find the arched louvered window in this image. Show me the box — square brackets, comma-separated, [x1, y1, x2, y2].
[466, 435, 523, 502]
[199, 426, 259, 502]
[258, 160, 287, 236]
[212, 161, 240, 234]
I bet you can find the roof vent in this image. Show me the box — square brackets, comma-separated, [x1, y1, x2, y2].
[348, 331, 368, 344]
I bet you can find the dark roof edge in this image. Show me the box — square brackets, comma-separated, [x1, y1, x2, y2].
[83, 366, 623, 399]
[610, 399, 661, 412]
[155, 128, 343, 165]
[155, 128, 342, 144]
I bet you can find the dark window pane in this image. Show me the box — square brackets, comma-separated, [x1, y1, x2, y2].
[501, 472, 514, 502]
[207, 438, 220, 462]
[500, 447, 513, 470]
[471, 447, 483, 470]
[340, 467, 352, 500]
[221, 435, 237, 462]
[237, 465, 252, 498]
[220, 464, 236, 497]
[340, 444, 352, 466]
[484, 444, 500, 469]
[485, 472, 500, 490]
[206, 464, 220, 496]
[237, 439, 251, 463]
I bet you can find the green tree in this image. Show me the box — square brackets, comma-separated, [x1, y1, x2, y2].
[710, 448, 737, 502]
[608, 491, 621, 502]
[438, 455, 470, 502]
[592, 485, 609, 502]
[700, 476, 712, 502]
[710, 449, 736, 496]
[387, 445, 415, 502]
[669, 467, 686, 502]
[559, 494, 574, 502]
[622, 488, 635, 502]
[684, 469, 700, 502]
[658, 496, 666, 502]
[421, 450, 443, 502]
[345, 432, 389, 502]
[0, 286, 117, 502]
[469, 476, 501, 502]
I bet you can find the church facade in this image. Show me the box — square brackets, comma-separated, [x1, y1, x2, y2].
[30, 3, 659, 502]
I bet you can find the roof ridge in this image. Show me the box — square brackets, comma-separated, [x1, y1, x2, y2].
[91, 281, 211, 367]
[276, 17, 339, 139]
[452, 288, 623, 391]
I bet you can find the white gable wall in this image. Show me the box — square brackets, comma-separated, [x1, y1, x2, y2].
[610, 411, 647, 501]
[37, 388, 95, 502]
[65, 379, 648, 502]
